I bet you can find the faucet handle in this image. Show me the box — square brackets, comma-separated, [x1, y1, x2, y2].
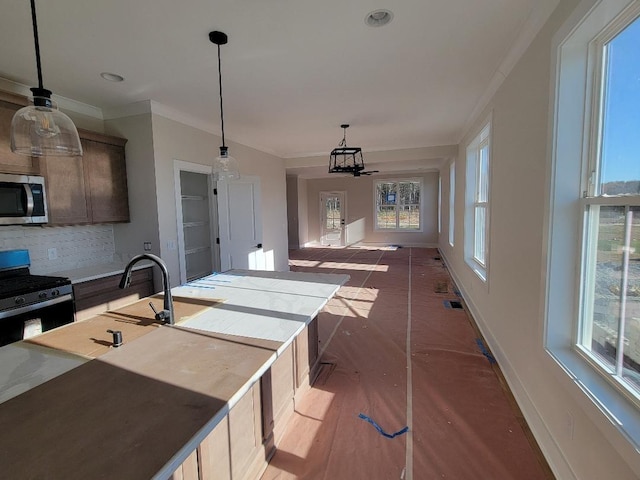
[148, 302, 170, 323]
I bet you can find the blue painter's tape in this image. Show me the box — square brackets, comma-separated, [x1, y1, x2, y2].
[476, 338, 496, 364]
[358, 413, 409, 439]
[0, 249, 30, 269]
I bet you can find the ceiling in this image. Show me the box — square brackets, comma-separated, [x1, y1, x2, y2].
[0, 0, 556, 176]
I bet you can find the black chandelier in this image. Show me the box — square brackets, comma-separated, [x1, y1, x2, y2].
[328, 124, 377, 177]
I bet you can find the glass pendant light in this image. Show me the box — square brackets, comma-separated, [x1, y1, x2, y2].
[210, 31, 240, 181]
[10, 0, 82, 157]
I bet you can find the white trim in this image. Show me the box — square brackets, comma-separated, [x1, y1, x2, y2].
[448, 161, 455, 247]
[373, 177, 424, 232]
[0, 77, 103, 119]
[464, 117, 492, 283]
[459, 1, 561, 143]
[173, 160, 217, 284]
[543, 0, 640, 470]
[440, 250, 578, 480]
[319, 191, 347, 247]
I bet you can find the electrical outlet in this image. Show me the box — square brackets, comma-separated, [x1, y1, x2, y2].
[143, 242, 152, 251]
[47, 248, 57, 260]
[167, 240, 177, 250]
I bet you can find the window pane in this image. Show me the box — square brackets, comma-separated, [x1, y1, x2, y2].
[449, 163, 455, 245]
[474, 205, 486, 265]
[399, 205, 420, 229]
[582, 206, 626, 373]
[477, 144, 489, 202]
[622, 206, 640, 392]
[599, 16, 640, 195]
[325, 198, 340, 229]
[398, 181, 420, 205]
[377, 183, 397, 205]
[377, 205, 397, 229]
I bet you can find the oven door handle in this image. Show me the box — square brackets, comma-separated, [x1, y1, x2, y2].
[0, 293, 73, 320]
[23, 183, 35, 217]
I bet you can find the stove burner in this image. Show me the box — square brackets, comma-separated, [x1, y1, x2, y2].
[0, 274, 71, 298]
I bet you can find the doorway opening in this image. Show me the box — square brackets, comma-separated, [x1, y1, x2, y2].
[174, 162, 220, 284]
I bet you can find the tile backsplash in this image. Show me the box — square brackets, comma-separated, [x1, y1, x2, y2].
[0, 225, 115, 275]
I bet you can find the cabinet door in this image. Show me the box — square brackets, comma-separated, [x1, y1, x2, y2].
[85, 139, 130, 223]
[41, 153, 91, 224]
[0, 96, 40, 175]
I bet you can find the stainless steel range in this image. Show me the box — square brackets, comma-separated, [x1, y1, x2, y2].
[0, 249, 74, 347]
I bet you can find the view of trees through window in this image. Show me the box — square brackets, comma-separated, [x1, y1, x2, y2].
[375, 181, 421, 230]
[580, 13, 640, 395]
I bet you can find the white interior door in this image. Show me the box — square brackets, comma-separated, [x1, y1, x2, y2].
[217, 175, 264, 271]
[320, 191, 346, 246]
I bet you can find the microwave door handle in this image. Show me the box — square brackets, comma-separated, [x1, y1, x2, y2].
[23, 184, 34, 216]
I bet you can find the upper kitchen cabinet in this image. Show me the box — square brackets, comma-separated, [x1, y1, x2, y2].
[0, 92, 40, 175]
[42, 131, 130, 225]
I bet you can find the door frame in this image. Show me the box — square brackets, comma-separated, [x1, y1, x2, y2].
[319, 191, 346, 246]
[173, 160, 220, 284]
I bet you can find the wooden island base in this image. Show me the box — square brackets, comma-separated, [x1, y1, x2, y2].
[171, 317, 319, 480]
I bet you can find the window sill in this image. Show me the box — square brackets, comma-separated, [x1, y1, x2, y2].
[465, 258, 487, 282]
[546, 344, 640, 462]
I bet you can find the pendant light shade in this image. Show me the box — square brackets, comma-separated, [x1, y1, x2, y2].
[210, 30, 239, 181]
[10, 0, 82, 157]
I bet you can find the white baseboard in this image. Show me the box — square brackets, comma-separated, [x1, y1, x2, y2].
[439, 250, 576, 480]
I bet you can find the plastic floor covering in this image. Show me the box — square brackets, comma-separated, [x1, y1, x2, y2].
[260, 247, 553, 480]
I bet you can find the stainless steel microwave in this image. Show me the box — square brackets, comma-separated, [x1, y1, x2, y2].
[0, 173, 48, 225]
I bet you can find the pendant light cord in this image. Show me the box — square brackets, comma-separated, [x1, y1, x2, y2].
[217, 43, 226, 148]
[30, 0, 44, 90]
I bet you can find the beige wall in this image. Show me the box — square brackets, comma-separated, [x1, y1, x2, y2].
[439, 0, 638, 478]
[150, 114, 289, 283]
[105, 113, 160, 263]
[300, 171, 439, 247]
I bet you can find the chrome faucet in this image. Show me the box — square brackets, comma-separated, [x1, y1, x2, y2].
[119, 253, 175, 325]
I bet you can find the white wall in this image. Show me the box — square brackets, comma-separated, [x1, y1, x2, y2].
[150, 114, 289, 284]
[439, 0, 638, 478]
[301, 171, 439, 247]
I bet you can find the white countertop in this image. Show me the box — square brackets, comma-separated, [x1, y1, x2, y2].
[175, 270, 348, 350]
[0, 269, 349, 405]
[50, 260, 154, 284]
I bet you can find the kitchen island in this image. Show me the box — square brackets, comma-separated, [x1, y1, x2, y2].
[0, 269, 348, 480]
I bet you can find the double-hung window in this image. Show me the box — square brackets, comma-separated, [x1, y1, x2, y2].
[374, 179, 421, 231]
[465, 122, 491, 280]
[578, 10, 640, 398]
[546, 0, 640, 449]
[449, 161, 455, 246]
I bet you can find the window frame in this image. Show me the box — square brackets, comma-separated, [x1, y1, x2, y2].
[373, 178, 423, 232]
[577, 7, 640, 405]
[544, 0, 640, 454]
[449, 161, 455, 246]
[464, 120, 491, 281]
